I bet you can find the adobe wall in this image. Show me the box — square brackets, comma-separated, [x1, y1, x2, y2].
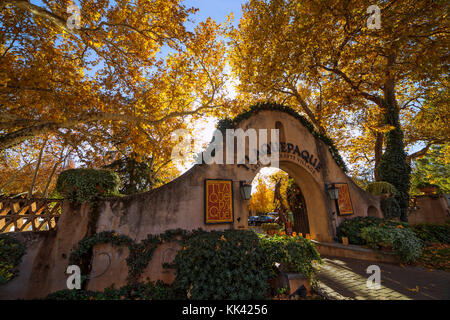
[408, 195, 449, 225]
[0, 109, 382, 299]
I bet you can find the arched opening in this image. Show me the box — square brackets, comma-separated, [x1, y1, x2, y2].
[248, 167, 311, 236]
[367, 205, 379, 217]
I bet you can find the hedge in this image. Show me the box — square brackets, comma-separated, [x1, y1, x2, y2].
[55, 168, 120, 203]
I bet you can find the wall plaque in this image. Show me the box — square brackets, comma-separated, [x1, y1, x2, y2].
[204, 179, 234, 224]
[336, 183, 353, 215]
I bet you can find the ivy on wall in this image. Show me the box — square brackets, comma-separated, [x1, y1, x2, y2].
[0, 234, 26, 285]
[51, 228, 322, 299]
[378, 107, 411, 222]
[69, 229, 190, 286]
[216, 102, 348, 172]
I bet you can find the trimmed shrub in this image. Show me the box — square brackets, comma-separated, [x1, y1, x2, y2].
[365, 181, 398, 196]
[261, 223, 282, 234]
[361, 226, 423, 263]
[171, 229, 272, 299]
[336, 216, 410, 245]
[258, 234, 322, 282]
[412, 223, 450, 244]
[0, 234, 26, 285]
[56, 168, 120, 203]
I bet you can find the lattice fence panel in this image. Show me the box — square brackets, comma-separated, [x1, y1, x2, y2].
[0, 199, 63, 233]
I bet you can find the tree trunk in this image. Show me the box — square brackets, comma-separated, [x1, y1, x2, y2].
[374, 131, 383, 181]
[378, 54, 411, 222]
[28, 138, 47, 199]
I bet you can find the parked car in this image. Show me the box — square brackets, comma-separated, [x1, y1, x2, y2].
[248, 214, 275, 226]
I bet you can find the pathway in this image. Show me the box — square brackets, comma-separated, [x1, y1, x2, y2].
[316, 256, 450, 300]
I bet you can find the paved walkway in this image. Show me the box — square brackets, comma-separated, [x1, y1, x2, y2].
[316, 256, 450, 300]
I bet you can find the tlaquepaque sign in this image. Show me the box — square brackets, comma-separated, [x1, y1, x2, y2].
[204, 179, 233, 224]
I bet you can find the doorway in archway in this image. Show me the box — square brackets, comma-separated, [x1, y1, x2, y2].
[248, 167, 311, 236]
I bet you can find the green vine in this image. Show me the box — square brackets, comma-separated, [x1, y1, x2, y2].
[378, 104, 411, 222]
[69, 229, 190, 286]
[0, 234, 26, 285]
[216, 102, 348, 172]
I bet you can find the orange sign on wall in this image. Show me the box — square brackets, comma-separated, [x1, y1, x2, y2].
[336, 183, 353, 215]
[205, 179, 234, 224]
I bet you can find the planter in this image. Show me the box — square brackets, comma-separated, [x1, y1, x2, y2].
[275, 271, 311, 297]
[342, 237, 349, 246]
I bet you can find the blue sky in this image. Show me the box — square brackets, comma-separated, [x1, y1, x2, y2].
[185, 0, 244, 25]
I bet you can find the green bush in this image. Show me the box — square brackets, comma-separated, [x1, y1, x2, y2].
[45, 280, 177, 300]
[56, 168, 120, 203]
[171, 229, 272, 299]
[0, 234, 26, 285]
[361, 226, 423, 263]
[412, 223, 450, 244]
[258, 234, 322, 282]
[261, 223, 282, 233]
[336, 216, 410, 245]
[365, 181, 398, 196]
[380, 197, 402, 219]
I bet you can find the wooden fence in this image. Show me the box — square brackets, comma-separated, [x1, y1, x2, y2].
[0, 198, 63, 233]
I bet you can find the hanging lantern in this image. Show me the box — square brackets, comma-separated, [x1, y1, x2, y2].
[239, 181, 252, 200]
[327, 183, 339, 200]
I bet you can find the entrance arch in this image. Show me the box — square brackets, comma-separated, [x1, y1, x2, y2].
[208, 104, 382, 242]
[91, 103, 383, 244]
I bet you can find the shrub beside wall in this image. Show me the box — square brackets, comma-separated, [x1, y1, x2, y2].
[171, 229, 272, 299]
[336, 217, 423, 262]
[412, 223, 450, 244]
[258, 234, 322, 282]
[56, 168, 120, 203]
[0, 234, 25, 285]
[361, 226, 423, 263]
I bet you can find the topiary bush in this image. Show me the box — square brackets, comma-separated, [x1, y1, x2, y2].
[171, 229, 272, 299]
[361, 226, 423, 263]
[261, 223, 282, 234]
[258, 234, 322, 282]
[412, 223, 450, 244]
[336, 216, 410, 245]
[56, 168, 121, 203]
[365, 181, 398, 196]
[0, 234, 26, 285]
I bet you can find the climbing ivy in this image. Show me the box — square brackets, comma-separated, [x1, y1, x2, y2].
[69, 229, 190, 286]
[378, 105, 411, 222]
[0, 234, 26, 285]
[216, 102, 348, 172]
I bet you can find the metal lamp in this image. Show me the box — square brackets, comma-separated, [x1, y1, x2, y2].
[240, 181, 252, 200]
[327, 183, 339, 200]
